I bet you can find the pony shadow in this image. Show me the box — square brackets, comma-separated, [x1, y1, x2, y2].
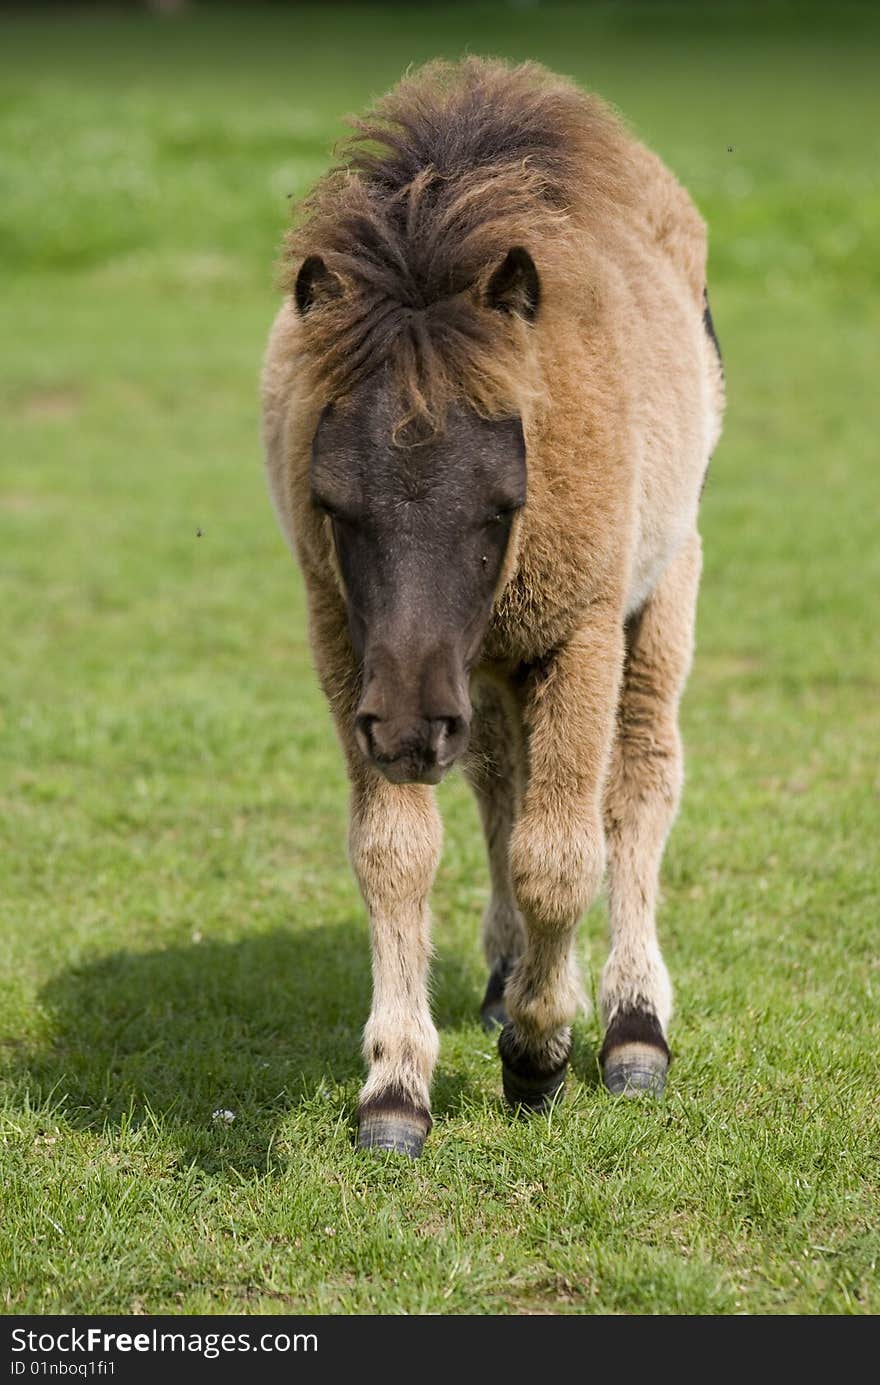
[10, 923, 488, 1174]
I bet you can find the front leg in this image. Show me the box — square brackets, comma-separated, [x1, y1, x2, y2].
[351, 771, 442, 1157]
[600, 534, 702, 1097]
[500, 608, 624, 1109]
[304, 585, 442, 1158]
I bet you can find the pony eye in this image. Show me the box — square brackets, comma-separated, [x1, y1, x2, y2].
[313, 494, 352, 526]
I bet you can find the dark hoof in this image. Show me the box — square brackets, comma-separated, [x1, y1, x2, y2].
[602, 1043, 668, 1098]
[480, 958, 511, 1031]
[357, 1097, 431, 1159]
[501, 1061, 566, 1112]
[498, 1022, 569, 1113]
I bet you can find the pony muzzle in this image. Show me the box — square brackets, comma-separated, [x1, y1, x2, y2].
[354, 651, 471, 784]
[354, 709, 470, 784]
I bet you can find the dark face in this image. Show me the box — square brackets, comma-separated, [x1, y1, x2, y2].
[310, 382, 527, 784]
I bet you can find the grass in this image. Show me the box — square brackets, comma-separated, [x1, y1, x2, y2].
[1, 2, 878, 1315]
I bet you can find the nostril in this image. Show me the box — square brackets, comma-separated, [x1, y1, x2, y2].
[428, 715, 468, 761]
[354, 713, 378, 756]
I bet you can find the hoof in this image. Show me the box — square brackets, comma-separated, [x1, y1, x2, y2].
[357, 1097, 431, 1159]
[498, 1022, 569, 1113]
[501, 1061, 566, 1112]
[480, 958, 511, 1031]
[602, 1042, 668, 1098]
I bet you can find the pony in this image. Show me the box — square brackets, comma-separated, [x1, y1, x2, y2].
[262, 58, 724, 1157]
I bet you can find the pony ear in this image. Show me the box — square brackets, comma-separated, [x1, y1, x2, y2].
[294, 255, 342, 316]
[485, 247, 540, 323]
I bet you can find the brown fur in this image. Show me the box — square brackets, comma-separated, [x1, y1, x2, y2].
[281, 58, 641, 438]
[262, 58, 725, 1141]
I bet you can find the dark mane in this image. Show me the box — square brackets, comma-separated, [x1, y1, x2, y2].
[283, 58, 631, 437]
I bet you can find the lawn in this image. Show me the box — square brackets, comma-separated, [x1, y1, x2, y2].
[1, 2, 878, 1315]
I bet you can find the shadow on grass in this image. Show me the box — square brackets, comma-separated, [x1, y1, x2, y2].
[10, 923, 490, 1174]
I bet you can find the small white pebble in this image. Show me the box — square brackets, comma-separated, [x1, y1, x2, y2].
[212, 1108, 235, 1123]
[192, 930, 203, 943]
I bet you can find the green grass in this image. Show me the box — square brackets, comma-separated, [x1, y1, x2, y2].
[1, 2, 878, 1315]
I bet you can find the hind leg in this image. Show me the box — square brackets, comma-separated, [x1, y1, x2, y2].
[465, 680, 526, 1029]
[600, 533, 702, 1096]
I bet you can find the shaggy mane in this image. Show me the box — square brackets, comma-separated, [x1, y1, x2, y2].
[282, 58, 633, 438]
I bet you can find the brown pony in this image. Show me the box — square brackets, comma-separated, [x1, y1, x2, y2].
[262, 58, 724, 1157]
